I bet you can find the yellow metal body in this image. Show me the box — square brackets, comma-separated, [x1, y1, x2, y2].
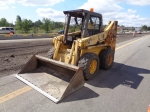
[16, 8, 118, 103]
[52, 21, 117, 66]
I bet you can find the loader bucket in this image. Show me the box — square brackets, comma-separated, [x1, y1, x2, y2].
[16, 55, 85, 103]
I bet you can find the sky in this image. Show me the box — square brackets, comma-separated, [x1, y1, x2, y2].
[0, 0, 150, 27]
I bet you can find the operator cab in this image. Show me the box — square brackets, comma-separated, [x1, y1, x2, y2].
[63, 9, 103, 44]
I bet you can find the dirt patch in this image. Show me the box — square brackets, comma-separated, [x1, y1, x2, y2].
[0, 40, 51, 77]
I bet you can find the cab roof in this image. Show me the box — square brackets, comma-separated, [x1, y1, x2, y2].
[63, 9, 102, 18]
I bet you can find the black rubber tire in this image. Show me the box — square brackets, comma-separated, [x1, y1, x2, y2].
[100, 49, 114, 70]
[47, 47, 55, 59]
[78, 53, 99, 81]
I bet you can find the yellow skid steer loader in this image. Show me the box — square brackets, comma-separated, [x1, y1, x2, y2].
[16, 9, 118, 103]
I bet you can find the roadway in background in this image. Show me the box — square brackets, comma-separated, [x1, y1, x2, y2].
[0, 33, 149, 77]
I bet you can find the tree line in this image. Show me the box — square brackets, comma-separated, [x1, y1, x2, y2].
[0, 16, 150, 33]
[0, 15, 64, 34]
[141, 25, 150, 31]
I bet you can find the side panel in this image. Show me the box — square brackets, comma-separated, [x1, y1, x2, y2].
[78, 32, 108, 48]
[80, 46, 107, 57]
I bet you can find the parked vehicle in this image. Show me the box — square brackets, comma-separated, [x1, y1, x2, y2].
[0, 27, 15, 34]
[58, 30, 64, 34]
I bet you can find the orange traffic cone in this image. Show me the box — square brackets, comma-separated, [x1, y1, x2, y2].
[148, 105, 150, 112]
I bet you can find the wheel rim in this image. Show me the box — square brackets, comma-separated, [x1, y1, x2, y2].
[89, 60, 97, 74]
[108, 54, 113, 66]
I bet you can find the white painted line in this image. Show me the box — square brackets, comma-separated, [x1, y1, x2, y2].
[15, 74, 59, 103]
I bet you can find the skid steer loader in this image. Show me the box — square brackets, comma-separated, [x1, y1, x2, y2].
[16, 9, 118, 103]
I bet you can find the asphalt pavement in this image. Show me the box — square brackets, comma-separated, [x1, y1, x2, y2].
[0, 35, 150, 112]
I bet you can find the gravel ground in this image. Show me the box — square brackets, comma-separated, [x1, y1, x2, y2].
[0, 40, 52, 77]
[0, 33, 149, 77]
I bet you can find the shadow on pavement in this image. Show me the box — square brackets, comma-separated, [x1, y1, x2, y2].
[60, 86, 99, 103]
[61, 62, 150, 103]
[87, 62, 150, 89]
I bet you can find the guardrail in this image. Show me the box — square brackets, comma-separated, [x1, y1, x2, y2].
[0, 32, 149, 40]
[0, 33, 59, 40]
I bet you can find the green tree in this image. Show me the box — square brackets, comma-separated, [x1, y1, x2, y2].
[54, 22, 64, 29]
[50, 21, 55, 30]
[16, 15, 21, 22]
[42, 18, 51, 33]
[15, 15, 22, 30]
[33, 20, 43, 33]
[9, 23, 14, 27]
[147, 26, 150, 31]
[21, 19, 32, 33]
[34, 20, 43, 27]
[141, 25, 148, 31]
[0, 18, 9, 27]
[120, 25, 125, 28]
